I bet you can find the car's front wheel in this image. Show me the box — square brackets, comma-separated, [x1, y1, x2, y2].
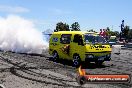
[73, 54, 81, 67]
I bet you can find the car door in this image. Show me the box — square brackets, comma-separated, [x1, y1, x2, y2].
[70, 34, 85, 60]
[59, 34, 71, 59]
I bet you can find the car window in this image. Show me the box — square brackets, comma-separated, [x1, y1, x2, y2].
[73, 34, 80, 43]
[60, 34, 71, 44]
[73, 34, 83, 45]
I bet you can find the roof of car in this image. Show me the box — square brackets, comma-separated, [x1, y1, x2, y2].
[53, 31, 95, 35]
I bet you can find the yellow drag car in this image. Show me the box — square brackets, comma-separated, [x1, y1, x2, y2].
[49, 31, 112, 67]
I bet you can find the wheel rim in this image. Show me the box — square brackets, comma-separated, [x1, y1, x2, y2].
[53, 52, 57, 58]
[73, 55, 80, 66]
[52, 52, 58, 60]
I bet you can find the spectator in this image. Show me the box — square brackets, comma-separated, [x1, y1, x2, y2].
[102, 29, 107, 37]
[106, 29, 110, 40]
[99, 29, 103, 36]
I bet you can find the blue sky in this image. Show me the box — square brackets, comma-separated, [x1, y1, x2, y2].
[0, 0, 132, 32]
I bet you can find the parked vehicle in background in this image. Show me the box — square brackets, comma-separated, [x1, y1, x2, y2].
[109, 36, 117, 46]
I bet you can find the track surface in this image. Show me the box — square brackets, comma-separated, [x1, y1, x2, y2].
[0, 47, 131, 88]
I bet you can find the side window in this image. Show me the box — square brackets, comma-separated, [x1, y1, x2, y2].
[73, 34, 82, 43]
[73, 34, 79, 43]
[60, 34, 71, 44]
[52, 37, 58, 42]
[73, 34, 83, 45]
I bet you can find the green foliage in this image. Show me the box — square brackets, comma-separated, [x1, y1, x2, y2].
[108, 31, 119, 36]
[87, 29, 97, 33]
[123, 25, 129, 37]
[71, 22, 80, 31]
[54, 22, 70, 32]
[114, 31, 120, 37]
[54, 22, 81, 31]
[106, 27, 110, 31]
[106, 27, 119, 37]
[128, 29, 132, 39]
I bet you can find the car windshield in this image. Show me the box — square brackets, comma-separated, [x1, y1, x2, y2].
[84, 34, 107, 44]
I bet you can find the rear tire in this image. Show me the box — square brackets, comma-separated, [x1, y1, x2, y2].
[52, 51, 59, 61]
[95, 61, 104, 66]
[73, 54, 81, 67]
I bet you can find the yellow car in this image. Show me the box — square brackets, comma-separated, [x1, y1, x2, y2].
[49, 31, 112, 67]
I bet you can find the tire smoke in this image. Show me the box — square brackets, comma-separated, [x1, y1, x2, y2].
[0, 15, 48, 54]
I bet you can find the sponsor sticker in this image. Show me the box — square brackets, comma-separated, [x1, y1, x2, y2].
[77, 66, 131, 85]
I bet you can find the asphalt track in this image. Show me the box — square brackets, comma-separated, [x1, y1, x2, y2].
[0, 46, 131, 88]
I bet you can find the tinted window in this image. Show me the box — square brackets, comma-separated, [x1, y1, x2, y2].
[95, 36, 107, 43]
[73, 34, 83, 45]
[73, 34, 80, 43]
[84, 34, 108, 44]
[84, 35, 94, 43]
[60, 34, 71, 44]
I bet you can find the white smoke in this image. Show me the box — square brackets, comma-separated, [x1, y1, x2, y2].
[0, 15, 48, 54]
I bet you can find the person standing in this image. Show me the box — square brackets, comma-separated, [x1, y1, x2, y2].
[102, 29, 107, 37]
[99, 29, 103, 36]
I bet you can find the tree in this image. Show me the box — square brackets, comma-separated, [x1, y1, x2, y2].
[114, 31, 120, 37]
[106, 27, 110, 31]
[71, 22, 80, 31]
[128, 29, 132, 41]
[105, 27, 118, 36]
[123, 25, 129, 38]
[54, 22, 70, 32]
[87, 29, 97, 32]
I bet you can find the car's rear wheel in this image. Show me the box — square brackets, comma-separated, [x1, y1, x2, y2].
[52, 51, 59, 61]
[73, 54, 81, 67]
[95, 61, 104, 66]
